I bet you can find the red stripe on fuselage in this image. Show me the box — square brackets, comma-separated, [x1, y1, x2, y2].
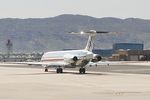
[41, 58, 64, 62]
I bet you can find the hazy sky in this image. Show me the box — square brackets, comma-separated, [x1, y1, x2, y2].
[0, 0, 149, 19]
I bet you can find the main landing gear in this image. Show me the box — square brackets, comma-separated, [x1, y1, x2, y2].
[56, 67, 63, 73]
[45, 68, 48, 72]
[79, 68, 86, 74]
[45, 68, 63, 73]
[45, 67, 85, 74]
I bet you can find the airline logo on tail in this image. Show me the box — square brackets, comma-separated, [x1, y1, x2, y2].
[85, 35, 95, 51]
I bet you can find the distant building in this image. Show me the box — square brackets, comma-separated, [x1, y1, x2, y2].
[93, 43, 144, 58]
[0, 53, 43, 62]
[92, 43, 145, 60]
[113, 43, 144, 51]
[110, 50, 150, 61]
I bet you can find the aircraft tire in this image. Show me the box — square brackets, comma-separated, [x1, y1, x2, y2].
[56, 68, 59, 73]
[45, 68, 48, 72]
[79, 68, 82, 74]
[56, 68, 63, 73]
[82, 68, 85, 74]
[60, 68, 63, 73]
[79, 68, 86, 74]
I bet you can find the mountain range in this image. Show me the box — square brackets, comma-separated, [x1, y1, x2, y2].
[0, 14, 150, 53]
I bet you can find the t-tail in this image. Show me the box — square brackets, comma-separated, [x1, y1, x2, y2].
[70, 30, 111, 52]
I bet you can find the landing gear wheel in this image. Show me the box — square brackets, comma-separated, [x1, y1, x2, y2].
[45, 68, 48, 72]
[79, 68, 86, 74]
[56, 68, 63, 73]
[82, 68, 85, 74]
[59, 68, 63, 73]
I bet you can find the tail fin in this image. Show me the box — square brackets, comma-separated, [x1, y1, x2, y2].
[84, 34, 96, 51]
[70, 30, 115, 51]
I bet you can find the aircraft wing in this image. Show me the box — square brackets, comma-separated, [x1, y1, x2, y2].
[10, 61, 69, 67]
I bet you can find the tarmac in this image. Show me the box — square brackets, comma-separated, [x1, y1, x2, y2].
[0, 62, 150, 100]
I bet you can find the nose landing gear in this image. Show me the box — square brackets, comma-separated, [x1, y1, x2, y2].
[79, 68, 86, 74]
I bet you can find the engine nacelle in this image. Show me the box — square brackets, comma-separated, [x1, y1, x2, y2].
[64, 54, 78, 63]
[91, 54, 102, 62]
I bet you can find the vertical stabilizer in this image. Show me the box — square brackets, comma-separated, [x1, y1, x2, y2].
[85, 34, 96, 51]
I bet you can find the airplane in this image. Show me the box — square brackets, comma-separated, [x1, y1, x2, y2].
[15, 30, 119, 74]
[35, 30, 118, 74]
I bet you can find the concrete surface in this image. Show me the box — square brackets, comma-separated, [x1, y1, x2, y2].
[0, 63, 150, 100]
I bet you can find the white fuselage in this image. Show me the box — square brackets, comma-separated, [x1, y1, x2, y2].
[41, 49, 94, 68]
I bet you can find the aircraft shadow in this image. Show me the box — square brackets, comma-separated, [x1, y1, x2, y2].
[10, 71, 108, 76]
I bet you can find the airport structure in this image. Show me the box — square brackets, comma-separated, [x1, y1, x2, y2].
[110, 50, 150, 61]
[93, 43, 144, 56]
[6, 39, 13, 57]
[0, 53, 43, 62]
[0, 42, 149, 62]
[113, 43, 144, 51]
[94, 43, 150, 61]
[109, 43, 147, 61]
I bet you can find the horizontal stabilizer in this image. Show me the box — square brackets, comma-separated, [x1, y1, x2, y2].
[69, 30, 121, 35]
